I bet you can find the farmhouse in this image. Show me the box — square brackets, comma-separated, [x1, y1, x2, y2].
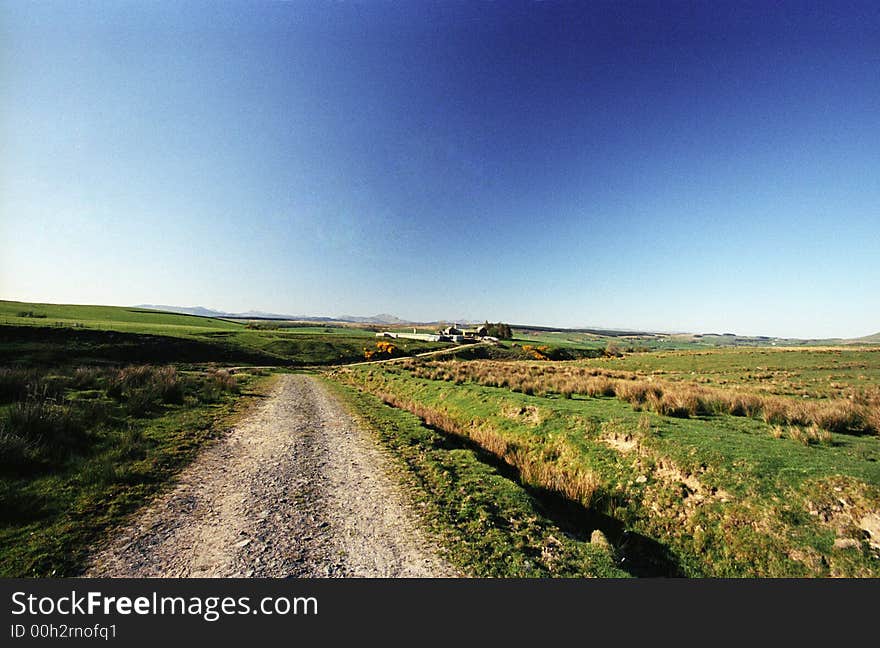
[376, 329, 441, 342]
[376, 323, 491, 344]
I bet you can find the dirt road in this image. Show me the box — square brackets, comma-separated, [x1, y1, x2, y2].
[85, 374, 456, 577]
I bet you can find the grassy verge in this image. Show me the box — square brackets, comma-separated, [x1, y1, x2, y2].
[0, 364, 277, 577]
[321, 377, 629, 577]
[330, 363, 880, 577]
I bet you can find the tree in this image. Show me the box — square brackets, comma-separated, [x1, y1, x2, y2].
[604, 340, 623, 357]
[484, 321, 513, 339]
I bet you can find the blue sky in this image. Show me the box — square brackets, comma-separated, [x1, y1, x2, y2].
[1, 1, 878, 337]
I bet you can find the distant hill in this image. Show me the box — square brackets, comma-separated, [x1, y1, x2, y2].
[135, 305, 480, 326]
[137, 305, 231, 318]
[338, 313, 407, 325]
[137, 305, 326, 321]
[517, 323, 659, 337]
[849, 331, 880, 344]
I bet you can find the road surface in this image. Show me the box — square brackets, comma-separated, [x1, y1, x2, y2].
[85, 374, 456, 577]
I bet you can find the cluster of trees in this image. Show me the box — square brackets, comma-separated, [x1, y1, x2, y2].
[484, 322, 513, 339]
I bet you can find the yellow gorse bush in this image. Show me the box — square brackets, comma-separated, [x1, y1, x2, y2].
[364, 340, 398, 360]
[521, 344, 550, 360]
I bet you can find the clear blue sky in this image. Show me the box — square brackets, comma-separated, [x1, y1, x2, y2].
[2, 1, 878, 337]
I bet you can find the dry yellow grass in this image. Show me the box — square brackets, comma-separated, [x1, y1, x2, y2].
[404, 360, 879, 436]
[366, 387, 604, 508]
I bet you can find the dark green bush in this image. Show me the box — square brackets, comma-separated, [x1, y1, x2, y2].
[0, 368, 41, 403]
[3, 398, 87, 458]
[109, 366, 185, 415]
[0, 424, 38, 471]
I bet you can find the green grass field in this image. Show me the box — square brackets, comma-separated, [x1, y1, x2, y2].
[1, 300, 243, 336]
[575, 347, 880, 397]
[0, 300, 448, 366]
[328, 348, 880, 577]
[0, 363, 275, 576]
[3, 299, 878, 577]
[511, 329, 609, 349]
[510, 327, 862, 352]
[0, 299, 449, 576]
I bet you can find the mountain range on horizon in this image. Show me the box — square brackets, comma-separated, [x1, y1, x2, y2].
[133, 305, 878, 342]
[135, 305, 482, 326]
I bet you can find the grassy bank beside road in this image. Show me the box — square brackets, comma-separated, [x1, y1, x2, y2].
[323, 378, 630, 577]
[0, 364, 275, 576]
[330, 355, 880, 577]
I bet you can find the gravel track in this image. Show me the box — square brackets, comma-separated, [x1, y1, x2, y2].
[85, 374, 455, 577]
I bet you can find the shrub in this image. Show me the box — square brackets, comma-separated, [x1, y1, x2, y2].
[808, 400, 864, 434]
[208, 368, 239, 394]
[125, 389, 158, 417]
[0, 423, 38, 470]
[604, 341, 623, 357]
[0, 368, 42, 403]
[72, 366, 104, 390]
[584, 377, 616, 397]
[154, 366, 185, 404]
[116, 424, 149, 460]
[656, 392, 693, 418]
[108, 365, 186, 415]
[484, 322, 513, 339]
[726, 393, 762, 417]
[521, 345, 550, 361]
[2, 397, 86, 459]
[364, 341, 398, 360]
[197, 369, 239, 403]
[788, 426, 810, 446]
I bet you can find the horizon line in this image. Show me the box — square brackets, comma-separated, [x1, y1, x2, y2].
[1, 296, 874, 341]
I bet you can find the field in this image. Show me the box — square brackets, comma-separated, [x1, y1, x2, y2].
[0, 300, 449, 366]
[3, 299, 879, 577]
[576, 347, 880, 397]
[0, 363, 274, 576]
[0, 300, 447, 576]
[327, 346, 880, 577]
[509, 328, 845, 351]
